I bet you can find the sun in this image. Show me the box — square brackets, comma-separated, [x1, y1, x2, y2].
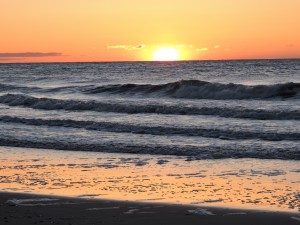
[153, 47, 180, 61]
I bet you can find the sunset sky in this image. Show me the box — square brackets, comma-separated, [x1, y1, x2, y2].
[1, 0, 300, 62]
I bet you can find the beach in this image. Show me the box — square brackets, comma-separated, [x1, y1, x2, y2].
[0, 146, 299, 225]
[1, 192, 300, 225]
[0, 60, 299, 224]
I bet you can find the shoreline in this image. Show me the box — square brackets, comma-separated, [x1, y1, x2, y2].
[1, 192, 299, 225]
[1, 146, 299, 213]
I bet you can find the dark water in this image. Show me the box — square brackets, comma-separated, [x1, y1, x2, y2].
[0, 59, 299, 160]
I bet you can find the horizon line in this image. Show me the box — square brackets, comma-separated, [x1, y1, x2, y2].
[0, 57, 299, 65]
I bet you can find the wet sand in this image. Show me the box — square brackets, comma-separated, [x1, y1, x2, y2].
[1, 146, 300, 224]
[1, 146, 299, 212]
[1, 192, 300, 225]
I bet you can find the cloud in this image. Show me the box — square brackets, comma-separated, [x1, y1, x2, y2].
[0, 52, 62, 58]
[107, 45, 130, 49]
[196, 48, 208, 52]
[107, 44, 146, 50]
[214, 45, 220, 49]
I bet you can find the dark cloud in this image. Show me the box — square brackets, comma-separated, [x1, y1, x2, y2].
[0, 52, 62, 58]
[135, 44, 146, 49]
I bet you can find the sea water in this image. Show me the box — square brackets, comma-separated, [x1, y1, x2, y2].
[0, 59, 299, 160]
[0, 59, 300, 212]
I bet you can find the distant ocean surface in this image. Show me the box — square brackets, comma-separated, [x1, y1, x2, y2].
[0, 59, 300, 160]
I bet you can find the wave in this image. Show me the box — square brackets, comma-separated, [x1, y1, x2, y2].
[0, 82, 90, 94]
[2, 80, 300, 100]
[0, 136, 299, 160]
[0, 94, 299, 120]
[0, 83, 36, 92]
[1, 116, 299, 141]
[0, 83, 15, 91]
[84, 80, 300, 100]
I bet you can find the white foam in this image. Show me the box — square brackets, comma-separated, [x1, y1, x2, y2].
[291, 217, 300, 222]
[188, 208, 215, 216]
[124, 209, 140, 214]
[6, 198, 59, 206]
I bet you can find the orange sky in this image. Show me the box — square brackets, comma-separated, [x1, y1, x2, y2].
[1, 0, 300, 62]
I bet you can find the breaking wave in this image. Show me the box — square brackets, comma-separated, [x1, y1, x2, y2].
[2, 80, 300, 100]
[85, 80, 300, 100]
[0, 94, 299, 120]
[1, 115, 299, 141]
[0, 136, 299, 160]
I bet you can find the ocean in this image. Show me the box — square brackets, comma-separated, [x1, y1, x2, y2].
[0, 59, 299, 160]
[0, 59, 300, 212]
